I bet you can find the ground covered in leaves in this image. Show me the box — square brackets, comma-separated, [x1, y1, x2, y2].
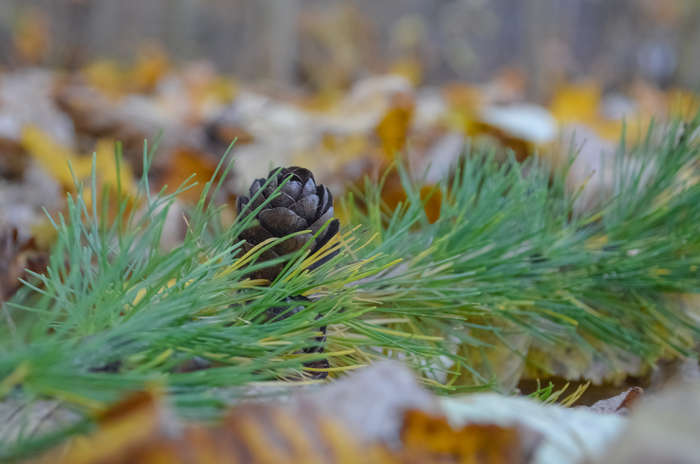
[0, 55, 699, 463]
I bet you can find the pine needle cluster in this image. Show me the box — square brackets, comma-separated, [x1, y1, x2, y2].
[1, 117, 699, 459]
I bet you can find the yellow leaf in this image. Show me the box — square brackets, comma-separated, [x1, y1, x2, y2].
[128, 44, 170, 93]
[401, 409, 533, 463]
[550, 83, 648, 142]
[667, 89, 700, 119]
[550, 83, 601, 124]
[21, 126, 92, 189]
[376, 92, 414, 159]
[388, 57, 423, 87]
[21, 128, 138, 200]
[82, 59, 127, 99]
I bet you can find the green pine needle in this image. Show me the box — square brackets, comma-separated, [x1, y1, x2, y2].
[1, 116, 699, 458]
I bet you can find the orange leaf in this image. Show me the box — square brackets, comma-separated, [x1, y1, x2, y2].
[400, 409, 537, 463]
[380, 169, 442, 224]
[129, 45, 170, 94]
[13, 8, 49, 64]
[420, 185, 442, 224]
[159, 148, 220, 204]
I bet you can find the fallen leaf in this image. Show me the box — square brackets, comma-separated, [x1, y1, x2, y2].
[40, 362, 541, 464]
[441, 392, 626, 464]
[401, 409, 538, 464]
[587, 387, 644, 415]
[128, 45, 171, 94]
[0, 136, 27, 180]
[478, 104, 557, 148]
[379, 170, 443, 225]
[158, 147, 220, 204]
[0, 227, 49, 302]
[12, 8, 49, 65]
[550, 83, 601, 124]
[420, 185, 442, 224]
[82, 59, 128, 100]
[595, 382, 700, 463]
[389, 57, 423, 87]
[376, 92, 415, 160]
[20, 126, 92, 189]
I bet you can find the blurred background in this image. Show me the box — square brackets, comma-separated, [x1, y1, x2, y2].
[0, 0, 699, 244]
[1, 0, 699, 95]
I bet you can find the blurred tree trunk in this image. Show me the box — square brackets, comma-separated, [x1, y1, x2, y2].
[0, 2, 16, 66]
[677, 6, 700, 89]
[0, 0, 697, 91]
[241, 0, 299, 82]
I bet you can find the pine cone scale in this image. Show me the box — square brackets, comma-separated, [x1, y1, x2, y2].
[273, 233, 313, 255]
[301, 178, 316, 197]
[292, 195, 320, 218]
[281, 180, 303, 198]
[270, 192, 296, 208]
[309, 208, 334, 234]
[259, 208, 308, 236]
[240, 224, 273, 243]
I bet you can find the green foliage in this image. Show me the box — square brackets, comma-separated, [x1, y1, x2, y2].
[1, 117, 699, 458]
[346, 118, 700, 385]
[528, 380, 589, 406]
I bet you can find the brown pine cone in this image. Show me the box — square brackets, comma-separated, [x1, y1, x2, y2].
[236, 167, 340, 282]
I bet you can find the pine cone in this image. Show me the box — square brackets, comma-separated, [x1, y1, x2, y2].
[237, 167, 340, 282]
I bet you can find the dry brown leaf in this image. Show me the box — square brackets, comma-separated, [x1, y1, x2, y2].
[41, 363, 538, 464]
[0, 227, 49, 302]
[0, 136, 27, 180]
[41, 390, 383, 464]
[44, 393, 534, 464]
[596, 382, 700, 463]
[468, 120, 534, 162]
[587, 387, 644, 416]
[378, 169, 443, 225]
[420, 185, 442, 224]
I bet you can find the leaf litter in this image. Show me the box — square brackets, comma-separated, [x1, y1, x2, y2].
[0, 35, 699, 463]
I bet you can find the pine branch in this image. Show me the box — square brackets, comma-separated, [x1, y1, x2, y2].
[1, 116, 699, 458]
